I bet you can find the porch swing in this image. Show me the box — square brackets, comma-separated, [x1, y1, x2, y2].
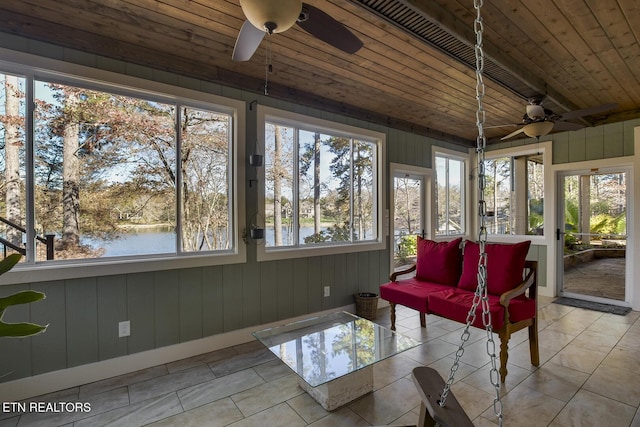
[411, 1, 505, 425]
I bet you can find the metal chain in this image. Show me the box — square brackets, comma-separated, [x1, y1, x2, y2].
[264, 35, 273, 96]
[439, 0, 503, 424]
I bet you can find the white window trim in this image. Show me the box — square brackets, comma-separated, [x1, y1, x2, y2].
[432, 147, 471, 239]
[256, 105, 386, 262]
[472, 141, 552, 244]
[0, 48, 246, 285]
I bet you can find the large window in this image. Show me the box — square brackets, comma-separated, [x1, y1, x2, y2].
[435, 154, 465, 236]
[1, 65, 241, 269]
[260, 108, 383, 256]
[484, 153, 544, 235]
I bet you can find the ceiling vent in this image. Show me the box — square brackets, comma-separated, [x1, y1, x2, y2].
[353, 0, 540, 101]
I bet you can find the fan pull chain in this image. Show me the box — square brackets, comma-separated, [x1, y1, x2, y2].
[439, 0, 503, 425]
[264, 35, 273, 96]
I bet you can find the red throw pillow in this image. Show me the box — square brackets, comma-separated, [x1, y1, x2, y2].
[458, 241, 531, 295]
[415, 237, 463, 285]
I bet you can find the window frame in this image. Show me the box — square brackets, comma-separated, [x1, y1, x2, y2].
[479, 143, 551, 243]
[433, 149, 468, 237]
[256, 105, 385, 262]
[0, 50, 246, 284]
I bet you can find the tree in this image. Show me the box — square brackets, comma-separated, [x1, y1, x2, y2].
[60, 89, 81, 248]
[2, 75, 22, 248]
[2, 76, 236, 260]
[39, 84, 134, 252]
[178, 107, 231, 251]
[273, 126, 284, 246]
[328, 139, 373, 240]
[313, 133, 321, 234]
[265, 124, 294, 246]
[394, 176, 421, 235]
[301, 135, 374, 243]
[484, 157, 511, 233]
[300, 132, 322, 235]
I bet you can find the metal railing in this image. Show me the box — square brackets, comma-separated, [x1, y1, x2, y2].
[0, 216, 55, 260]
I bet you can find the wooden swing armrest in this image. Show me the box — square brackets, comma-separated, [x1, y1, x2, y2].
[390, 263, 416, 281]
[500, 260, 538, 307]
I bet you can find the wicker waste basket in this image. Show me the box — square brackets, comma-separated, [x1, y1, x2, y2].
[354, 292, 380, 320]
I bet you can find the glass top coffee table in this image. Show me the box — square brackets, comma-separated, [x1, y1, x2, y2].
[253, 311, 421, 410]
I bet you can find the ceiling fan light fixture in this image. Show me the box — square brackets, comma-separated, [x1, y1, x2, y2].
[526, 104, 545, 120]
[240, 0, 302, 34]
[523, 121, 554, 138]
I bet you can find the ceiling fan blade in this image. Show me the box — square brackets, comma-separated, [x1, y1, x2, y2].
[232, 20, 265, 61]
[297, 4, 363, 54]
[553, 121, 585, 131]
[560, 103, 618, 121]
[501, 127, 525, 140]
[484, 123, 518, 129]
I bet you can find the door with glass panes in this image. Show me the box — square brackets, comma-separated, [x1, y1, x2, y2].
[557, 169, 628, 304]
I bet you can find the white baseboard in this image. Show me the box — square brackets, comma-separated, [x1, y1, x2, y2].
[0, 305, 355, 402]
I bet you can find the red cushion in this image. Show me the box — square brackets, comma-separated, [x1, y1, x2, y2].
[427, 289, 536, 330]
[415, 237, 463, 285]
[380, 278, 454, 312]
[458, 241, 531, 295]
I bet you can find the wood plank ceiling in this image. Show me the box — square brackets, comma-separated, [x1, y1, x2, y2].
[1, 0, 639, 146]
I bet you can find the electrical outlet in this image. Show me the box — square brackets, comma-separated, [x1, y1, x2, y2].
[118, 320, 130, 338]
[324, 286, 331, 297]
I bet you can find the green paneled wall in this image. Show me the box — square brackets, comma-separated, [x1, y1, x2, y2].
[179, 269, 204, 343]
[127, 272, 156, 353]
[222, 264, 244, 332]
[32, 281, 67, 375]
[202, 266, 224, 337]
[0, 283, 31, 379]
[0, 251, 395, 382]
[153, 270, 181, 348]
[66, 278, 99, 368]
[527, 245, 547, 289]
[97, 275, 128, 360]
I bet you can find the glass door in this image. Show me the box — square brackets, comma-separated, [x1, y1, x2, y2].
[558, 170, 628, 303]
[392, 173, 425, 270]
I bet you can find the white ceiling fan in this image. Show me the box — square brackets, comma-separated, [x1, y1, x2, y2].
[232, 0, 363, 61]
[498, 99, 618, 140]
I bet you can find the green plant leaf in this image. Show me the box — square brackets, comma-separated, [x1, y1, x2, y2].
[0, 290, 46, 312]
[0, 255, 48, 339]
[0, 254, 21, 276]
[0, 321, 48, 337]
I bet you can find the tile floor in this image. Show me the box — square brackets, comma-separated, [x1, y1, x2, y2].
[3, 296, 640, 426]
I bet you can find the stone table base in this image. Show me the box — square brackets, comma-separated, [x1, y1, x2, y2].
[297, 365, 374, 411]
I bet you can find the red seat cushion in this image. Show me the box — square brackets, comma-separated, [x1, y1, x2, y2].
[458, 241, 531, 295]
[415, 237, 463, 285]
[427, 288, 536, 330]
[380, 278, 454, 312]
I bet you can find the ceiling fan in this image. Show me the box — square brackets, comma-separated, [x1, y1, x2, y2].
[232, 0, 364, 62]
[498, 99, 618, 140]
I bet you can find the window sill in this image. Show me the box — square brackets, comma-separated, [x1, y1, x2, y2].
[484, 234, 548, 245]
[0, 250, 247, 285]
[257, 240, 386, 262]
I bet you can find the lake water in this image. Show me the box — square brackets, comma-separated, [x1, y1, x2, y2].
[82, 226, 323, 256]
[82, 228, 176, 257]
